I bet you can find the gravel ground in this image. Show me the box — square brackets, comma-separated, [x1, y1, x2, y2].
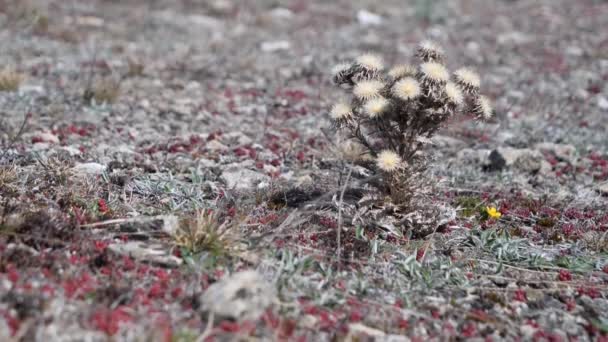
[1, 0, 608, 341]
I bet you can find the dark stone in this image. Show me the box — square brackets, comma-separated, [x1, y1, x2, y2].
[483, 149, 507, 172]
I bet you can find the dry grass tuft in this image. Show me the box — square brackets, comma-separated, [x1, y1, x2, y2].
[0, 166, 17, 188]
[173, 209, 235, 255]
[83, 77, 121, 104]
[0, 68, 25, 92]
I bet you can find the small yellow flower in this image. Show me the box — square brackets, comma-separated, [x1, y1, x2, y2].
[486, 206, 502, 219]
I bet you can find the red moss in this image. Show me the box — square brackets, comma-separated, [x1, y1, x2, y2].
[94, 240, 109, 253]
[416, 249, 425, 261]
[90, 306, 132, 336]
[97, 199, 109, 213]
[460, 322, 477, 338]
[566, 299, 576, 311]
[397, 318, 409, 329]
[514, 289, 527, 302]
[558, 270, 572, 281]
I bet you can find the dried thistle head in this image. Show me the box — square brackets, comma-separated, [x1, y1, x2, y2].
[376, 150, 402, 172]
[332, 62, 353, 84]
[444, 82, 464, 107]
[416, 40, 445, 62]
[454, 68, 481, 93]
[474, 95, 493, 120]
[363, 97, 390, 118]
[338, 139, 372, 162]
[356, 53, 384, 71]
[419, 62, 449, 84]
[392, 77, 421, 101]
[353, 79, 384, 100]
[0, 68, 25, 92]
[330, 102, 353, 122]
[388, 64, 417, 80]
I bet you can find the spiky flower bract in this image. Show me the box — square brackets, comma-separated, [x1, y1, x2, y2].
[388, 64, 417, 79]
[454, 68, 481, 92]
[339, 140, 372, 162]
[363, 97, 389, 118]
[332, 62, 351, 76]
[392, 77, 421, 101]
[420, 62, 449, 84]
[377, 150, 402, 172]
[474, 95, 493, 119]
[330, 102, 352, 120]
[353, 80, 384, 100]
[444, 82, 464, 106]
[417, 40, 445, 62]
[356, 53, 384, 71]
[332, 62, 353, 84]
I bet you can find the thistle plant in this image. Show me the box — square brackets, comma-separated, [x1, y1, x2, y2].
[330, 41, 493, 212]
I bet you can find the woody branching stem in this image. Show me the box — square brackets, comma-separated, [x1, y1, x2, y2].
[329, 41, 493, 209]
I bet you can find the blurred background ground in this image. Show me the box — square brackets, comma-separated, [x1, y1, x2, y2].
[1, 0, 607, 340]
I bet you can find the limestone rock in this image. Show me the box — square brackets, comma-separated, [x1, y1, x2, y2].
[201, 270, 274, 320]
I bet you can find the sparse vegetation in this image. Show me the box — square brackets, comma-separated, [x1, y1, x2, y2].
[173, 209, 233, 256]
[83, 77, 121, 104]
[0, 0, 607, 341]
[0, 68, 24, 92]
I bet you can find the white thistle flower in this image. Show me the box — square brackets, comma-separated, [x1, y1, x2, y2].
[331, 62, 351, 76]
[417, 40, 445, 61]
[420, 62, 450, 83]
[330, 102, 352, 120]
[356, 53, 384, 71]
[454, 68, 481, 90]
[392, 77, 421, 101]
[363, 97, 389, 118]
[475, 95, 493, 119]
[388, 64, 417, 79]
[444, 82, 464, 106]
[376, 150, 402, 172]
[353, 80, 384, 100]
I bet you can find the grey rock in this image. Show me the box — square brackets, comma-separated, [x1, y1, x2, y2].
[431, 135, 465, 149]
[71, 162, 107, 176]
[598, 96, 608, 111]
[261, 40, 290, 52]
[457, 148, 491, 165]
[598, 182, 608, 196]
[201, 270, 274, 320]
[535, 142, 576, 162]
[484, 148, 549, 173]
[497, 31, 533, 46]
[108, 241, 182, 267]
[221, 166, 270, 190]
[357, 10, 383, 26]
